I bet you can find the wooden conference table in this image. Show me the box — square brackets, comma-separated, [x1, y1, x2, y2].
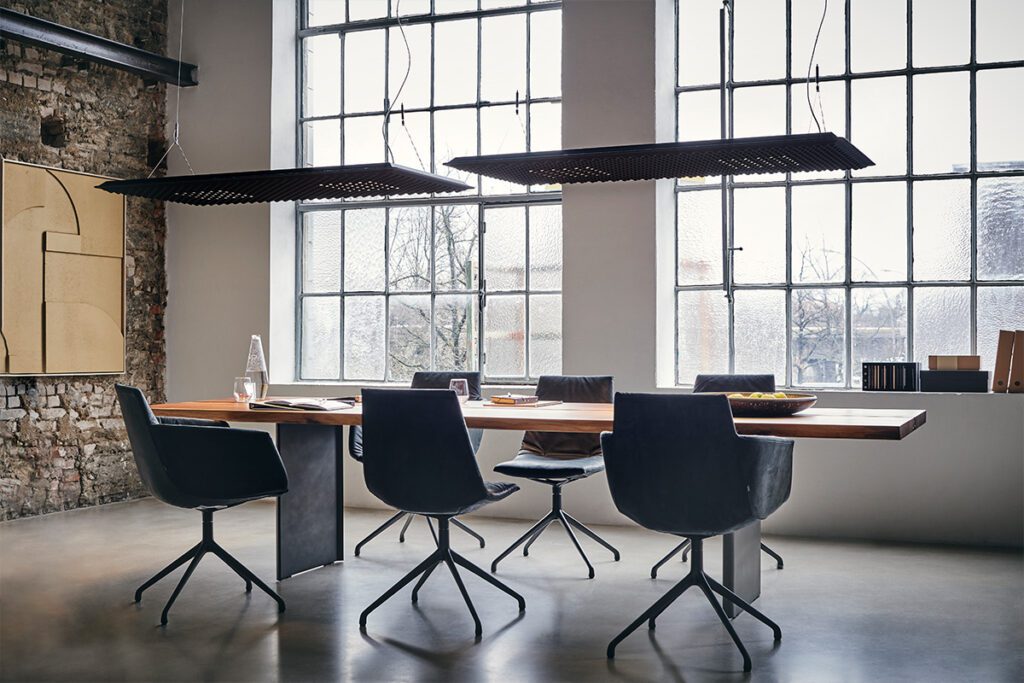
[151, 399, 927, 614]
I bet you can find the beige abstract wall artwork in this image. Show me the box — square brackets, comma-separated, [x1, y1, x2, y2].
[1, 159, 126, 375]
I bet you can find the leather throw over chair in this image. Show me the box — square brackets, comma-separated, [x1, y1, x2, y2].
[349, 371, 487, 555]
[649, 373, 787, 578]
[358, 388, 523, 638]
[490, 375, 619, 579]
[115, 384, 288, 625]
[602, 393, 793, 671]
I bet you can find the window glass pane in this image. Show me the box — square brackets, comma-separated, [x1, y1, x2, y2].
[530, 10, 561, 99]
[677, 190, 723, 286]
[529, 294, 562, 377]
[344, 296, 385, 380]
[733, 0, 785, 82]
[913, 0, 969, 67]
[304, 119, 341, 167]
[913, 179, 970, 281]
[529, 205, 562, 290]
[678, 0, 721, 86]
[437, 0, 477, 13]
[978, 287, 1024, 371]
[791, 288, 845, 387]
[977, 0, 1024, 63]
[388, 23, 431, 110]
[852, 77, 907, 176]
[852, 182, 907, 282]
[913, 287, 971, 360]
[389, 207, 432, 291]
[481, 0, 527, 9]
[307, 0, 345, 28]
[304, 34, 340, 117]
[301, 297, 340, 379]
[792, 0, 845, 77]
[851, 0, 906, 73]
[387, 110, 431, 171]
[433, 107, 477, 190]
[480, 105, 527, 194]
[434, 20, 477, 106]
[677, 90, 722, 183]
[434, 205, 479, 292]
[345, 208, 386, 291]
[978, 177, 1024, 281]
[344, 116, 385, 164]
[733, 86, 785, 138]
[913, 72, 969, 175]
[344, 29, 385, 113]
[303, 212, 341, 293]
[388, 295, 432, 381]
[977, 69, 1024, 172]
[852, 287, 907, 387]
[399, 0, 430, 15]
[484, 207, 526, 290]
[348, 0, 387, 21]
[677, 290, 729, 383]
[791, 80, 846, 180]
[530, 101, 561, 153]
[792, 184, 845, 283]
[434, 294, 479, 371]
[734, 290, 786, 381]
[733, 187, 785, 284]
[485, 295, 527, 377]
[482, 15, 527, 103]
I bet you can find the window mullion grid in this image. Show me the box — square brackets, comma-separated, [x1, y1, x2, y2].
[783, 0, 793, 386]
[383, 207, 392, 381]
[478, 204, 485, 375]
[525, 206, 532, 381]
[429, 208, 437, 373]
[969, 0, 979, 356]
[724, 1, 735, 375]
[842, 0, 852, 389]
[905, 0, 914, 365]
[338, 211, 346, 381]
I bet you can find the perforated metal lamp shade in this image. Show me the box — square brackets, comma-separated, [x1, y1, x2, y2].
[445, 133, 873, 185]
[97, 163, 473, 205]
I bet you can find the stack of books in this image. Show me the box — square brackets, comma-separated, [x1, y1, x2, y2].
[920, 356, 988, 393]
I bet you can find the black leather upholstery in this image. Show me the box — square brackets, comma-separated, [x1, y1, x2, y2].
[693, 374, 775, 394]
[495, 375, 613, 480]
[361, 388, 518, 517]
[348, 371, 484, 461]
[115, 384, 288, 509]
[601, 393, 793, 537]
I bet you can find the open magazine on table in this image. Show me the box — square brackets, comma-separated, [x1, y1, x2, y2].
[249, 397, 355, 412]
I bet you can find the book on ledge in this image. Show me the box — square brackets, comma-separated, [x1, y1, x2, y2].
[249, 397, 354, 412]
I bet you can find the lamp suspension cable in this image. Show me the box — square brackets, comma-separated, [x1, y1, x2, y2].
[383, 0, 412, 165]
[149, 0, 194, 178]
[806, 0, 828, 134]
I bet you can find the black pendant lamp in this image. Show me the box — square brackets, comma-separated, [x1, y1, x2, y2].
[98, 163, 471, 205]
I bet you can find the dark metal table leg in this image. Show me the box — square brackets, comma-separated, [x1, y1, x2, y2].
[276, 424, 344, 580]
[722, 520, 761, 618]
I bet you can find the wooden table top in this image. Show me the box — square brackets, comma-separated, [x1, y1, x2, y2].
[150, 399, 927, 440]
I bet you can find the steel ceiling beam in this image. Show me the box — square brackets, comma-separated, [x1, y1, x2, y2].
[0, 8, 198, 86]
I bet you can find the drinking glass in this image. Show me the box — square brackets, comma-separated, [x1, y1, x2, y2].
[449, 378, 470, 404]
[233, 377, 255, 403]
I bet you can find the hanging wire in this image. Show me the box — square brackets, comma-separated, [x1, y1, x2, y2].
[383, 0, 412, 164]
[805, 0, 828, 134]
[149, 0, 194, 177]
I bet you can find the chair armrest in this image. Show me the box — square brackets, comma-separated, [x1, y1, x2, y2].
[158, 416, 230, 428]
[150, 424, 288, 502]
[738, 435, 794, 519]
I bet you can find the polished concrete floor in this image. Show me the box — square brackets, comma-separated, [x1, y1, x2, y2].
[1, 499, 1021, 682]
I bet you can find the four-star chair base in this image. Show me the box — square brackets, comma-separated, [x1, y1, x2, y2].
[650, 538, 784, 578]
[359, 517, 525, 638]
[353, 510, 485, 556]
[134, 509, 285, 625]
[609, 537, 780, 672]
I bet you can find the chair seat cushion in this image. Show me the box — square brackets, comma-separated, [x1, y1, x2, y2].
[494, 451, 605, 481]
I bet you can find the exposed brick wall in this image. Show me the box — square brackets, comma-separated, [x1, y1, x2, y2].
[0, 0, 168, 519]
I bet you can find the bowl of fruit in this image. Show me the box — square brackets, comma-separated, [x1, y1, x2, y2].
[722, 391, 817, 417]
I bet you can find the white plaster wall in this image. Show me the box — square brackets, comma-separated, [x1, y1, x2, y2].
[164, 0, 1024, 548]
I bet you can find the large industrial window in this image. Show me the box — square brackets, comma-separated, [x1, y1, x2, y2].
[674, 0, 1023, 387]
[297, 0, 563, 382]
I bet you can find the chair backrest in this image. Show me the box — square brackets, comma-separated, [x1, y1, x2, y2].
[361, 388, 489, 515]
[348, 371, 485, 461]
[601, 392, 774, 537]
[693, 374, 775, 394]
[521, 375, 613, 459]
[114, 384, 193, 507]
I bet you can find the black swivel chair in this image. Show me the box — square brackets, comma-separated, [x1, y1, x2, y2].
[115, 385, 288, 625]
[602, 393, 793, 671]
[350, 371, 487, 555]
[490, 375, 620, 579]
[649, 373, 787, 578]
[358, 388, 524, 638]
